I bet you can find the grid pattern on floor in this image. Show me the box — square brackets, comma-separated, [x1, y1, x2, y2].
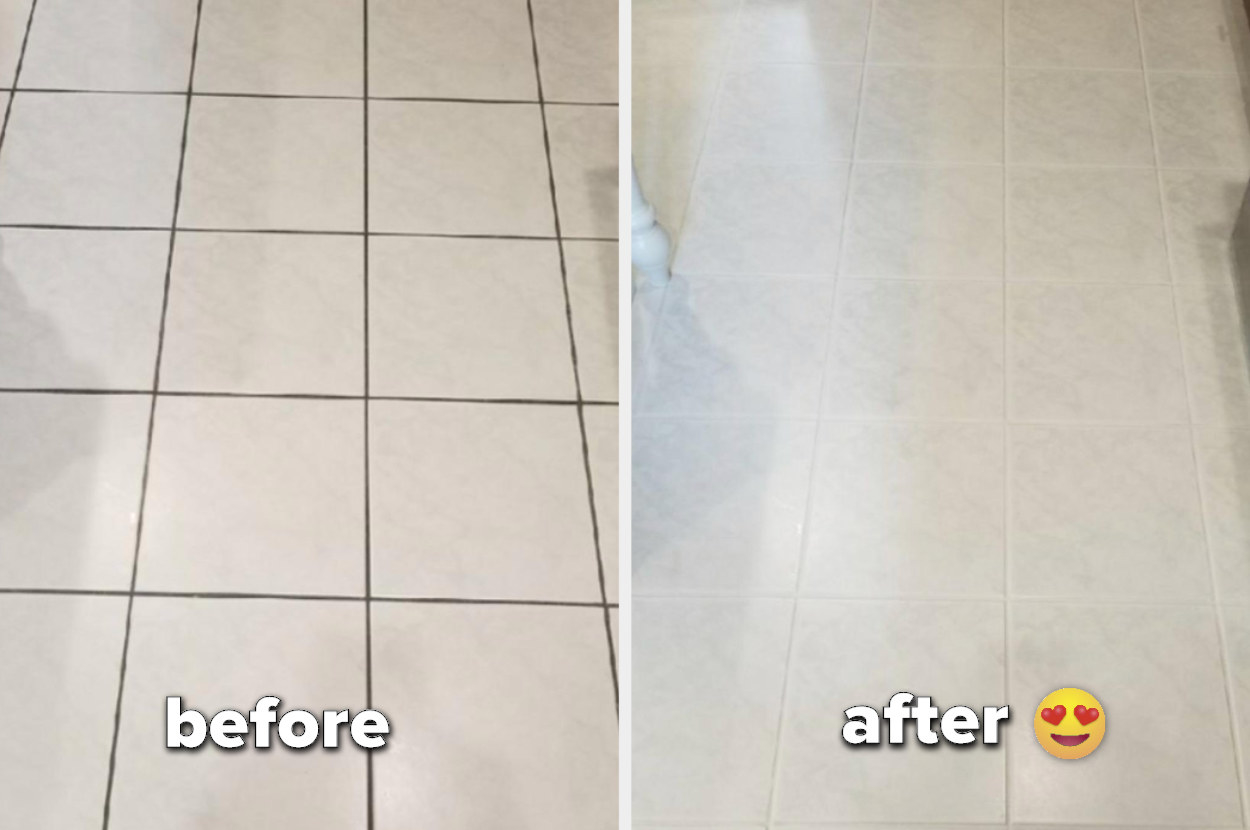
[634, 0, 1250, 827]
[0, 0, 618, 827]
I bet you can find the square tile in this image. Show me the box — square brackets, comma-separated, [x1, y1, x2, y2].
[1008, 69, 1154, 165]
[1007, 0, 1141, 69]
[639, 276, 835, 416]
[1007, 167, 1168, 283]
[368, 0, 535, 100]
[633, 418, 816, 595]
[532, 0, 618, 103]
[0, 0, 31, 87]
[704, 63, 860, 162]
[1176, 282, 1250, 426]
[0, 228, 167, 388]
[0, 393, 148, 590]
[634, 597, 792, 822]
[1195, 427, 1250, 600]
[1151, 73, 1250, 169]
[0, 92, 184, 226]
[633, 0, 739, 66]
[584, 406, 618, 603]
[566, 240, 619, 402]
[733, 0, 871, 63]
[824, 280, 1005, 419]
[632, 60, 719, 169]
[869, 0, 1003, 66]
[841, 164, 1004, 279]
[1161, 168, 1250, 284]
[0, 594, 128, 829]
[179, 97, 363, 232]
[138, 397, 365, 595]
[368, 237, 574, 399]
[1010, 603, 1240, 825]
[547, 104, 617, 239]
[803, 423, 1004, 597]
[1008, 283, 1189, 422]
[373, 604, 616, 829]
[368, 401, 600, 601]
[161, 232, 364, 395]
[368, 101, 553, 236]
[674, 160, 849, 277]
[1139, 0, 1249, 72]
[775, 600, 1005, 823]
[194, 0, 363, 96]
[857, 67, 1003, 163]
[19, 0, 197, 91]
[1009, 425, 1210, 600]
[108, 598, 368, 830]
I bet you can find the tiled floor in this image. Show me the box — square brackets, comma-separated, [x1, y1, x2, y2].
[634, 0, 1250, 827]
[0, 0, 618, 827]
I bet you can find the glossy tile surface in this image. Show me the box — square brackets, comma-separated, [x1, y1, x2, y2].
[547, 104, 618, 238]
[532, 0, 618, 102]
[1008, 69, 1154, 165]
[1007, 0, 1141, 70]
[870, 0, 1003, 66]
[1151, 72, 1250, 169]
[857, 67, 1003, 163]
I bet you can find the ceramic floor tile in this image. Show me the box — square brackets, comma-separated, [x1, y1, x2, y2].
[584, 406, 618, 603]
[1010, 602, 1240, 825]
[1151, 72, 1250, 170]
[1176, 282, 1250, 427]
[1138, 0, 1249, 73]
[1216, 604, 1250, 784]
[0, 228, 167, 388]
[639, 276, 835, 417]
[803, 423, 1004, 597]
[0, 594, 128, 830]
[193, 0, 363, 96]
[633, 418, 816, 595]
[774, 600, 1005, 823]
[19, 0, 197, 91]
[547, 104, 618, 239]
[675, 160, 849, 277]
[368, 401, 600, 601]
[1008, 167, 1168, 283]
[1009, 425, 1210, 600]
[841, 164, 1004, 279]
[733, 0, 870, 63]
[368, 0, 535, 100]
[704, 63, 861, 163]
[632, 60, 719, 171]
[0, 393, 149, 590]
[1195, 427, 1250, 600]
[178, 97, 363, 232]
[367, 237, 575, 400]
[532, 0, 618, 103]
[1161, 168, 1250, 285]
[869, 0, 1003, 66]
[0, 0, 31, 87]
[824, 279, 1005, 419]
[161, 232, 364, 395]
[0, 92, 184, 226]
[1007, 0, 1141, 70]
[566, 240, 619, 402]
[137, 397, 365, 596]
[633, 0, 739, 66]
[107, 598, 368, 830]
[1008, 283, 1189, 422]
[633, 597, 793, 823]
[1008, 69, 1154, 166]
[857, 67, 1003, 163]
[373, 604, 616, 830]
[368, 100, 553, 236]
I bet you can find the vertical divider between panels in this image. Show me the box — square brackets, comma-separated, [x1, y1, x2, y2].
[99, 2, 205, 828]
[524, 0, 620, 709]
[362, 1, 376, 828]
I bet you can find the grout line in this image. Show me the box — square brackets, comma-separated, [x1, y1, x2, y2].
[0, 222, 617, 242]
[4, 86, 618, 107]
[99, 2, 204, 827]
[1134, 1, 1249, 825]
[524, 0, 619, 711]
[362, 0, 375, 827]
[0, 586, 615, 607]
[1001, 0, 1012, 823]
[0, 387, 617, 406]
[0, 0, 38, 164]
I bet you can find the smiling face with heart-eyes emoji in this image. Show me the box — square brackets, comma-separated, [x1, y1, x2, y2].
[1033, 688, 1105, 760]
